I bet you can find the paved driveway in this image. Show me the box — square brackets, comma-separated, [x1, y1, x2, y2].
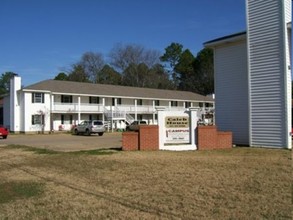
[0, 132, 122, 152]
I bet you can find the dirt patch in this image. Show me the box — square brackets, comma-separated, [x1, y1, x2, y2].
[0, 132, 122, 151]
[0, 146, 291, 219]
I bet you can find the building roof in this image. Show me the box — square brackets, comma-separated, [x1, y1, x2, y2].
[23, 79, 214, 103]
[204, 31, 247, 48]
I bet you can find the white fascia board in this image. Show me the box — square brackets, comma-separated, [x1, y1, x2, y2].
[50, 92, 209, 103]
[204, 33, 247, 48]
[22, 89, 52, 93]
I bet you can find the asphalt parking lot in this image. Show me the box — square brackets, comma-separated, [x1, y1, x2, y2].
[0, 132, 123, 152]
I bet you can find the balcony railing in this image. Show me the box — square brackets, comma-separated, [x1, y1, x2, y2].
[52, 103, 188, 114]
[53, 103, 104, 113]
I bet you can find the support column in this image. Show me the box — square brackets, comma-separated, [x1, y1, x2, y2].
[102, 97, 105, 123]
[134, 99, 137, 120]
[78, 96, 81, 124]
[152, 100, 155, 124]
[189, 107, 199, 148]
[50, 95, 54, 131]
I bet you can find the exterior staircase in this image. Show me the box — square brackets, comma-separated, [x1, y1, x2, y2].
[103, 106, 135, 130]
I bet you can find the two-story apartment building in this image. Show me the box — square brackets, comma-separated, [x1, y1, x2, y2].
[4, 75, 214, 133]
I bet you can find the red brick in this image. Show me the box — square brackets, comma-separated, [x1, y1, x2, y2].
[122, 132, 139, 151]
[198, 126, 232, 150]
[139, 125, 159, 151]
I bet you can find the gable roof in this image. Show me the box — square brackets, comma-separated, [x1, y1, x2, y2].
[23, 80, 214, 103]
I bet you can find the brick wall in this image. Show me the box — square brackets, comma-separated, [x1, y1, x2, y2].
[122, 125, 159, 151]
[122, 132, 139, 151]
[139, 125, 159, 150]
[122, 125, 231, 151]
[217, 131, 233, 149]
[197, 126, 232, 150]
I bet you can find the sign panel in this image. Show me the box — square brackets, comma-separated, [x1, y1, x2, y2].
[165, 116, 190, 144]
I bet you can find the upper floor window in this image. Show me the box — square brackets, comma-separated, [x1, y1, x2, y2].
[185, 102, 191, 108]
[171, 101, 178, 107]
[154, 100, 160, 106]
[61, 95, 73, 103]
[137, 99, 143, 105]
[112, 98, 122, 106]
[89, 96, 99, 104]
[32, 93, 44, 103]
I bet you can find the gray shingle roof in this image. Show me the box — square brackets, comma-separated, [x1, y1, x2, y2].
[24, 79, 214, 102]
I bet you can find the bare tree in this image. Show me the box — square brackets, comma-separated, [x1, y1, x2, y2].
[80, 52, 105, 83]
[109, 43, 161, 72]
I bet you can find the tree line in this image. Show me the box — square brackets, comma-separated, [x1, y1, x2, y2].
[1, 42, 214, 95]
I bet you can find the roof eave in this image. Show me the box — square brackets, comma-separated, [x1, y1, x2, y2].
[204, 31, 247, 48]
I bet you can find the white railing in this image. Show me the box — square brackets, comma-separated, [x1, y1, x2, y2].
[116, 105, 187, 113]
[79, 103, 104, 112]
[104, 106, 126, 119]
[53, 103, 190, 114]
[53, 102, 104, 113]
[125, 114, 135, 124]
[53, 103, 79, 112]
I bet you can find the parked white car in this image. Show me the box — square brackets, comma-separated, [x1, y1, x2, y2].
[73, 120, 105, 136]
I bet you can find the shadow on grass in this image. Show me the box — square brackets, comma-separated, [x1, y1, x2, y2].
[5, 145, 122, 155]
[0, 181, 44, 204]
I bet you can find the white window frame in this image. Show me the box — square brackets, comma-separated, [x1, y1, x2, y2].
[32, 115, 43, 125]
[32, 93, 44, 103]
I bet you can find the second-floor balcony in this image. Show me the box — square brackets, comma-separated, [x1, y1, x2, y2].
[52, 103, 189, 114]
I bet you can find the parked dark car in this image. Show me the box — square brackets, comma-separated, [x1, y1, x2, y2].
[0, 126, 9, 139]
[126, 120, 147, 131]
[73, 120, 105, 136]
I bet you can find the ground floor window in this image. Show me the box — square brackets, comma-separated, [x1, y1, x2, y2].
[32, 115, 44, 125]
[61, 114, 73, 124]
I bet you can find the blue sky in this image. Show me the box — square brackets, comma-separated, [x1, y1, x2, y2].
[0, 0, 246, 86]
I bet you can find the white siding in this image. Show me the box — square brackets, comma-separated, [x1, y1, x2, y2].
[247, 0, 291, 148]
[214, 40, 249, 145]
[23, 92, 51, 132]
[284, 0, 292, 149]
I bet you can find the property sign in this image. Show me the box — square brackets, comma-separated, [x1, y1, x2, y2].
[157, 108, 198, 151]
[165, 116, 190, 144]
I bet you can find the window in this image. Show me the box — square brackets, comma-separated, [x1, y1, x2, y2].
[155, 100, 160, 106]
[112, 98, 122, 106]
[171, 101, 178, 107]
[32, 93, 44, 103]
[61, 95, 73, 103]
[93, 121, 103, 126]
[32, 115, 44, 125]
[185, 102, 191, 108]
[61, 115, 64, 124]
[89, 96, 99, 104]
[70, 115, 73, 124]
[137, 99, 143, 105]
